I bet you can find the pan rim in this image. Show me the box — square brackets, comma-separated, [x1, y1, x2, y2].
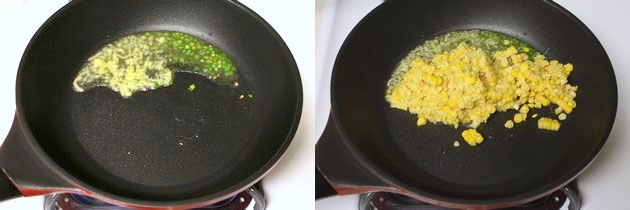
[329, 0, 617, 207]
[14, 0, 303, 208]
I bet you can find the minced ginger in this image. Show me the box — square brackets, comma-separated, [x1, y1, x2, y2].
[387, 42, 577, 146]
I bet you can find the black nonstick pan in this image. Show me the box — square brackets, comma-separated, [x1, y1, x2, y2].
[316, 0, 616, 209]
[0, 0, 302, 209]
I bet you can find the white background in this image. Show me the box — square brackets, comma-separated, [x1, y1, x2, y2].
[0, 0, 314, 209]
[315, 0, 630, 209]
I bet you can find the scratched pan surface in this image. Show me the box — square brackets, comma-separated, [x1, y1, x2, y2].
[329, 0, 616, 205]
[17, 0, 301, 205]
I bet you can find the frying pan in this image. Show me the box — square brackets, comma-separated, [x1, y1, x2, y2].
[0, 0, 302, 209]
[316, 0, 617, 209]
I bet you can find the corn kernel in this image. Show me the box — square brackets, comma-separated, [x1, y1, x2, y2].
[563, 105, 574, 114]
[558, 113, 567, 120]
[462, 129, 484, 146]
[538, 118, 561, 131]
[417, 117, 427, 126]
[519, 105, 529, 114]
[504, 120, 514, 128]
[507, 46, 518, 55]
[554, 106, 564, 114]
[514, 113, 526, 123]
[541, 98, 551, 106]
[565, 63, 573, 72]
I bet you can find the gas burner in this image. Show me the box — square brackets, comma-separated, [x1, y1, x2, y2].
[44, 185, 265, 210]
[359, 182, 580, 210]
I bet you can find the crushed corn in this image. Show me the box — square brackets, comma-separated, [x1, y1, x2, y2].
[462, 129, 484, 146]
[538, 117, 561, 131]
[504, 120, 514, 128]
[532, 114, 538, 118]
[453, 141, 460, 147]
[387, 42, 577, 144]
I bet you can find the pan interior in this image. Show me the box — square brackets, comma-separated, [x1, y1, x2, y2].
[18, 0, 299, 202]
[332, 0, 615, 202]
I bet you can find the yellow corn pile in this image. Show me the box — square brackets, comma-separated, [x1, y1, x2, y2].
[387, 42, 577, 146]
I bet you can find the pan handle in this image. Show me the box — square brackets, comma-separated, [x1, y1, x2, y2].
[0, 115, 79, 201]
[316, 112, 398, 200]
[315, 167, 336, 199]
[0, 116, 25, 202]
[0, 169, 20, 201]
